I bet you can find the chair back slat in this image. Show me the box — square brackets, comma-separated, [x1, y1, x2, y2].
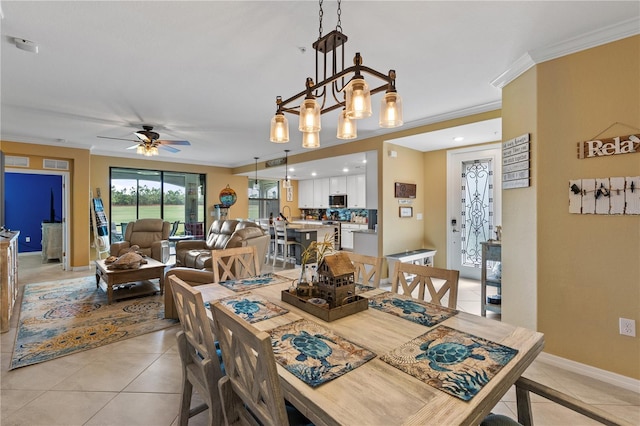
[391, 262, 459, 308]
[212, 302, 289, 426]
[211, 246, 260, 283]
[343, 251, 382, 288]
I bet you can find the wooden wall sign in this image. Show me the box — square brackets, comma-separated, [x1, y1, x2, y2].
[502, 133, 531, 189]
[577, 134, 639, 159]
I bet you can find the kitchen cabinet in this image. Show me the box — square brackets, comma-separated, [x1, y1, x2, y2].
[340, 223, 368, 250]
[481, 241, 501, 317]
[347, 174, 366, 208]
[314, 178, 330, 208]
[329, 176, 347, 194]
[298, 180, 314, 208]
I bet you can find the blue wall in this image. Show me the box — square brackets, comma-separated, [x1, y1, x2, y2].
[5, 173, 63, 253]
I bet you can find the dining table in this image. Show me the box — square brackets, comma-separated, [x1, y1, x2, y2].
[197, 270, 544, 426]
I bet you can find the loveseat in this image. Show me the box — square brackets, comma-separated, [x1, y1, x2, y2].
[175, 219, 269, 270]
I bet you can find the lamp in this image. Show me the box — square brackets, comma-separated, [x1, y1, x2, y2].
[282, 150, 292, 189]
[270, 0, 403, 149]
[136, 143, 159, 156]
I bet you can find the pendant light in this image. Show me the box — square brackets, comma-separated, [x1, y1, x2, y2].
[253, 157, 260, 190]
[302, 131, 321, 149]
[282, 150, 292, 189]
[337, 109, 357, 139]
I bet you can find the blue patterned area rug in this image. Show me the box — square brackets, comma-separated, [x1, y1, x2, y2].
[10, 276, 177, 370]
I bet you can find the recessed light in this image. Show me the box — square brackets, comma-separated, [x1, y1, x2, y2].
[362, 159, 367, 164]
[343, 168, 349, 173]
[289, 167, 295, 172]
[311, 172, 317, 177]
[453, 136, 464, 142]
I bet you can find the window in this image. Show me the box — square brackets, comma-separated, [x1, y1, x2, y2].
[248, 179, 279, 221]
[110, 168, 205, 242]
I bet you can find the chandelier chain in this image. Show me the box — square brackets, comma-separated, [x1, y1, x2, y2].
[318, 0, 323, 39]
[336, 0, 342, 32]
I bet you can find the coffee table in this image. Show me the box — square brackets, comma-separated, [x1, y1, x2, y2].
[95, 258, 166, 304]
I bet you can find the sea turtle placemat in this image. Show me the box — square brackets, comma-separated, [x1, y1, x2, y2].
[218, 273, 288, 292]
[216, 292, 289, 324]
[368, 292, 458, 327]
[380, 325, 518, 401]
[270, 319, 376, 387]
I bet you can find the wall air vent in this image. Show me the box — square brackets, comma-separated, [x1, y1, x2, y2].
[43, 159, 69, 170]
[5, 156, 29, 167]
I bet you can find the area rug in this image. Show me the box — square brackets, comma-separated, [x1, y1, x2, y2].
[10, 276, 178, 370]
[380, 325, 518, 401]
[270, 319, 376, 388]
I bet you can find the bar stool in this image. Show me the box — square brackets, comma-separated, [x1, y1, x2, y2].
[273, 221, 296, 268]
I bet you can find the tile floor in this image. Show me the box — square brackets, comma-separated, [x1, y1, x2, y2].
[1, 254, 638, 425]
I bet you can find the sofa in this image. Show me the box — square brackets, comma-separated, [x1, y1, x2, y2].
[110, 218, 170, 263]
[175, 219, 269, 270]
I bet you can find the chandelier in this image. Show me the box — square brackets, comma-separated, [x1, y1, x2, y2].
[270, 0, 403, 148]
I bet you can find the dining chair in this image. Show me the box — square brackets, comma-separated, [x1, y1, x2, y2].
[211, 301, 311, 426]
[211, 245, 261, 283]
[390, 262, 460, 308]
[343, 251, 382, 288]
[273, 221, 296, 268]
[168, 275, 225, 426]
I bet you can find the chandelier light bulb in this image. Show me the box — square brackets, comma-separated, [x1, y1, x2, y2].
[302, 131, 321, 149]
[299, 98, 321, 132]
[379, 91, 404, 128]
[345, 77, 372, 119]
[270, 113, 290, 143]
[337, 109, 357, 139]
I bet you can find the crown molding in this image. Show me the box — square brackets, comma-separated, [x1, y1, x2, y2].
[491, 17, 640, 89]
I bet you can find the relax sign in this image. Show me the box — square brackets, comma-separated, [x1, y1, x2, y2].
[577, 134, 639, 159]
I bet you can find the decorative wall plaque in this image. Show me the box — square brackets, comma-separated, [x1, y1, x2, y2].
[502, 133, 531, 189]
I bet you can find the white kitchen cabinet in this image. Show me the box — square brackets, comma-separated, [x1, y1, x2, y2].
[340, 223, 368, 250]
[314, 178, 330, 208]
[347, 174, 366, 208]
[329, 176, 347, 194]
[298, 180, 314, 208]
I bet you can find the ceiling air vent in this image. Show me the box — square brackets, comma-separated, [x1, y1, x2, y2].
[5, 156, 29, 167]
[43, 159, 69, 170]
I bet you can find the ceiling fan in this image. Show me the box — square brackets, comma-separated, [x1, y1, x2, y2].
[97, 125, 190, 156]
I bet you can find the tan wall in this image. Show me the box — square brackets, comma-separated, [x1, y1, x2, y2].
[0, 141, 91, 269]
[422, 149, 447, 268]
[502, 67, 539, 331]
[504, 36, 639, 379]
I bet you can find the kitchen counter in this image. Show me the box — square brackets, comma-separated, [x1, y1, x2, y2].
[352, 229, 376, 234]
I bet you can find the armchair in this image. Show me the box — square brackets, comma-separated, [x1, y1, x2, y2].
[110, 218, 170, 263]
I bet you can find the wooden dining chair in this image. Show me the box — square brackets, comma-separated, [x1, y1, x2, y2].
[343, 251, 382, 288]
[211, 301, 310, 426]
[391, 262, 460, 309]
[211, 246, 261, 283]
[169, 275, 225, 426]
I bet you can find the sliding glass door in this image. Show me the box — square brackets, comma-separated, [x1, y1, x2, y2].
[110, 168, 205, 242]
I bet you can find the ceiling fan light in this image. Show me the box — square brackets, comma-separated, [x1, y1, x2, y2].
[298, 98, 321, 132]
[151, 146, 159, 156]
[379, 91, 404, 128]
[337, 110, 357, 140]
[302, 131, 320, 149]
[136, 145, 145, 155]
[344, 77, 372, 119]
[270, 113, 289, 143]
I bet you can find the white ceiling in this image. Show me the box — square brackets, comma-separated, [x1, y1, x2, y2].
[1, 1, 638, 179]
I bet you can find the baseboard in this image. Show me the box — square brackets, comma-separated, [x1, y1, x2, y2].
[71, 265, 92, 272]
[538, 352, 640, 393]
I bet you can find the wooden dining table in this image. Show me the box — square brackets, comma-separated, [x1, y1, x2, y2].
[197, 271, 544, 426]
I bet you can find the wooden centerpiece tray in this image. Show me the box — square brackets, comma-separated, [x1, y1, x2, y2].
[281, 290, 368, 322]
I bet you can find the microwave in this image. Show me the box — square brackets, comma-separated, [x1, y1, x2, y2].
[329, 194, 347, 208]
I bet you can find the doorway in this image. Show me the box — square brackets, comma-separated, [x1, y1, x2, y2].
[447, 144, 501, 279]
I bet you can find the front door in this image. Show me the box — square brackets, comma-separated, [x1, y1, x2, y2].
[447, 144, 501, 279]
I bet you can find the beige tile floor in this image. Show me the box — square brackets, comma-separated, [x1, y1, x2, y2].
[1, 254, 638, 425]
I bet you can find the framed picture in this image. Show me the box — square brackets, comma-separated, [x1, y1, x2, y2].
[286, 186, 293, 202]
[399, 206, 413, 218]
[395, 182, 417, 198]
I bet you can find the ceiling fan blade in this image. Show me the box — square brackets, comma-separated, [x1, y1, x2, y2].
[97, 136, 137, 142]
[158, 140, 190, 146]
[159, 144, 180, 153]
[126, 144, 140, 150]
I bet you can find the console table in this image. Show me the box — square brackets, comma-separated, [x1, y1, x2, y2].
[386, 248, 437, 276]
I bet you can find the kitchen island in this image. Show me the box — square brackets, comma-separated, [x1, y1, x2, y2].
[280, 221, 338, 264]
